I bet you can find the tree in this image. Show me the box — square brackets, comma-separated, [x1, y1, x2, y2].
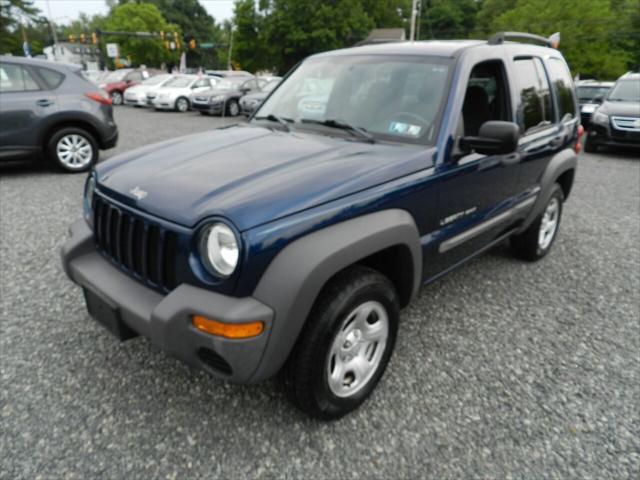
[418, 0, 479, 40]
[104, 2, 181, 67]
[477, 0, 636, 78]
[0, 0, 42, 55]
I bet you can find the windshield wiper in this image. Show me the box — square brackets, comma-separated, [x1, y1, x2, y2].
[254, 114, 293, 132]
[301, 118, 375, 143]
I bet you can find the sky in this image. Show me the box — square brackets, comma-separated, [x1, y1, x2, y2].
[33, 0, 235, 25]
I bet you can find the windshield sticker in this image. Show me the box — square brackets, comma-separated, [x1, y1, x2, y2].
[389, 122, 422, 137]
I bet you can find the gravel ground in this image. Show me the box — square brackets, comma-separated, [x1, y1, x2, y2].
[1, 107, 639, 479]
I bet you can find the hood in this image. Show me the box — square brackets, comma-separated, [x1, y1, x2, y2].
[95, 125, 435, 231]
[242, 91, 268, 102]
[197, 87, 238, 98]
[127, 84, 160, 94]
[599, 100, 640, 117]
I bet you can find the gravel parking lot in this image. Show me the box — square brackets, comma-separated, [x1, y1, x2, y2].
[1, 107, 639, 479]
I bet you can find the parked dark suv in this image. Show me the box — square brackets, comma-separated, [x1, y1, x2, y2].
[62, 33, 580, 419]
[0, 56, 118, 172]
[585, 72, 640, 152]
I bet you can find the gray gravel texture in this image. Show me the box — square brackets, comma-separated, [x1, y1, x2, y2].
[1, 107, 639, 479]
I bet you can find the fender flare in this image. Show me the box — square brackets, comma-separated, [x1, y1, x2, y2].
[249, 209, 422, 382]
[520, 148, 577, 232]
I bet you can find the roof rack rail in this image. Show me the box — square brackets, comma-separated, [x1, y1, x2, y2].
[488, 32, 560, 48]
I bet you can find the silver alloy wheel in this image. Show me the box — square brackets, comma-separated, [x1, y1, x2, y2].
[56, 134, 93, 170]
[326, 300, 389, 398]
[228, 101, 239, 116]
[538, 197, 560, 250]
[111, 91, 122, 105]
[176, 98, 188, 112]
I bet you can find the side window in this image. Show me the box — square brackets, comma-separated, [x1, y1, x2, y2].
[546, 58, 577, 121]
[0, 63, 40, 92]
[127, 72, 142, 83]
[193, 79, 209, 88]
[35, 67, 65, 89]
[513, 58, 553, 133]
[461, 60, 511, 136]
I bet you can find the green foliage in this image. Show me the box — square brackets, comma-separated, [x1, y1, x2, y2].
[476, 0, 638, 79]
[104, 2, 181, 67]
[418, 0, 479, 39]
[0, 0, 41, 55]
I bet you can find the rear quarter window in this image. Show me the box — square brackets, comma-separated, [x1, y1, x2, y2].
[546, 58, 577, 121]
[35, 67, 65, 89]
[513, 58, 554, 133]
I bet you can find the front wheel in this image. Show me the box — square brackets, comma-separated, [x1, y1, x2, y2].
[111, 91, 123, 105]
[511, 183, 564, 261]
[226, 99, 240, 117]
[175, 97, 189, 112]
[281, 265, 399, 420]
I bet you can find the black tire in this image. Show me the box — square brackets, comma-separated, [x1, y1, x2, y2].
[511, 183, 564, 261]
[226, 99, 240, 117]
[47, 127, 98, 173]
[281, 265, 399, 420]
[111, 91, 123, 105]
[175, 96, 189, 112]
[199, 111, 210, 116]
[584, 134, 598, 153]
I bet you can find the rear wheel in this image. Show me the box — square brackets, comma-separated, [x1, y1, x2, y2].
[110, 91, 123, 105]
[281, 265, 399, 420]
[511, 183, 564, 261]
[47, 127, 98, 173]
[175, 97, 189, 112]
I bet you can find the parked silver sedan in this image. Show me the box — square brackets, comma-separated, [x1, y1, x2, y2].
[124, 74, 174, 107]
[149, 75, 217, 112]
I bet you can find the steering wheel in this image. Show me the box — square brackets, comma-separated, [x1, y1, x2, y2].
[389, 111, 429, 127]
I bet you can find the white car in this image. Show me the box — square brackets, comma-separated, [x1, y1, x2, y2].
[124, 74, 174, 107]
[150, 75, 218, 112]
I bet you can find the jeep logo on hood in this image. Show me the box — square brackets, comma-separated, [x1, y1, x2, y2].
[129, 186, 148, 200]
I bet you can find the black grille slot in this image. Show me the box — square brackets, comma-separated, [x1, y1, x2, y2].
[198, 348, 232, 375]
[93, 196, 179, 292]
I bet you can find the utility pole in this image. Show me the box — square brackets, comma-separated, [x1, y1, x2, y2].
[45, 0, 59, 60]
[227, 26, 234, 70]
[409, 0, 419, 41]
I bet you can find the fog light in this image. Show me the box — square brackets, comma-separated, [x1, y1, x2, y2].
[192, 315, 264, 339]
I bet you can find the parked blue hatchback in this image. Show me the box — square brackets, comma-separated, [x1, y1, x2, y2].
[62, 32, 580, 419]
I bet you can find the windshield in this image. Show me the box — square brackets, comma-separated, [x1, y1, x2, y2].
[141, 74, 171, 86]
[163, 76, 194, 88]
[215, 78, 245, 90]
[608, 80, 640, 102]
[103, 70, 129, 83]
[577, 86, 611, 102]
[256, 55, 451, 144]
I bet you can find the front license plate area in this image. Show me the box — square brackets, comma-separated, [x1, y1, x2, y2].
[83, 289, 138, 341]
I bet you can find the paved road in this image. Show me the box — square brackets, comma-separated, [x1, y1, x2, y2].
[1, 107, 639, 479]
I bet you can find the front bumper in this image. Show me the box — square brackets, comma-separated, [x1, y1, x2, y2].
[588, 122, 640, 150]
[61, 219, 274, 383]
[124, 94, 148, 106]
[191, 101, 223, 114]
[152, 98, 176, 110]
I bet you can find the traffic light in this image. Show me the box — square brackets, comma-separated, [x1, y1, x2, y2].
[164, 40, 170, 50]
[160, 31, 165, 40]
[92, 32, 98, 44]
[68, 34, 75, 43]
[80, 33, 86, 43]
[173, 31, 180, 49]
[189, 38, 196, 50]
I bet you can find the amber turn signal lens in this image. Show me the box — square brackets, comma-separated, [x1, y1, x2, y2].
[192, 316, 264, 339]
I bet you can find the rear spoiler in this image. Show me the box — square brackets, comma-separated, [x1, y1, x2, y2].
[488, 32, 560, 49]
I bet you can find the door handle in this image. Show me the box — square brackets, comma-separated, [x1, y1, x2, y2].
[36, 99, 53, 107]
[501, 152, 521, 166]
[549, 136, 564, 148]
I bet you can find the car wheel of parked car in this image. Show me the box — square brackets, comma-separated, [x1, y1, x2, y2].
[511, 183, 564, 261]
[227, 100, 240, 117]
[584, 134, 598, 153]
[48, 127, 98, 173]
[199, 111, 209, 116]
[175, 97, 189, 113]
[111, 91, 123, 105]
[281, 265, 399, 420]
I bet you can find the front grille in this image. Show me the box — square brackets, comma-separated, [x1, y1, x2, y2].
[198, 348, 232, 375]
[93, 196, 179, 292]
[611, 116, 640, 132]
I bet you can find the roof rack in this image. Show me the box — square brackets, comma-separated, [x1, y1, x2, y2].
[488, 32, 560, 48]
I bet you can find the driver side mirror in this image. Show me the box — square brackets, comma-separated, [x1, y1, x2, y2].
[240, 87, 250, 94]
[460, 121, 520, 155]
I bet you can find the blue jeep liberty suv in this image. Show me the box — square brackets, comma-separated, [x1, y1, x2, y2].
[62, 33, 580, 419]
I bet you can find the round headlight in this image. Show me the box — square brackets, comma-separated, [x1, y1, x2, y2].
[200, 223, 239, 277]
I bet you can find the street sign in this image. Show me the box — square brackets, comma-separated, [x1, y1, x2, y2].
[106, 43, 119, 58]
[23, 41, 31, 57]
